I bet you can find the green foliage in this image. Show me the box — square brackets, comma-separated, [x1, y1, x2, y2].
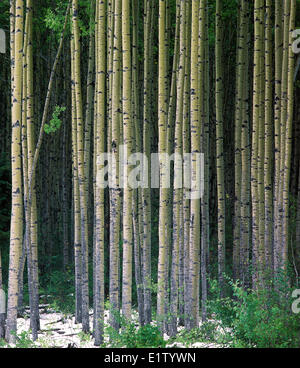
[206, 277, 300, 348]
[106, 323, 166, 348]
[207, 278, 237, 328]
[39, 268, 75, 315]
[0, 0, 9, 31]
[44, 0, 94, 39]
[104, 307, 166, 348]
[44, 105, 66, 134]
[231, 284, 300, 348]
[170, 322, 219, 347]
[78, 331, 92, 344]
[12, 330, 36, 348]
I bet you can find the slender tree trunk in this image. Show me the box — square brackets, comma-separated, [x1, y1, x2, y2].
[216, 0, 226, 296]
[282, 0, 296, 270]
[157, 0, 169, 332]
[142, 0, 153, 326]
[201, 0, 209, 322]
[170, 0, 185, 337]
[71, 20, 82, 324]
[264, 0, 273, 275]
[6, 0, 24, 344]
[94, 0, 106, 346]
[109, 0, 122, 331]
[122, 0, 133, 322]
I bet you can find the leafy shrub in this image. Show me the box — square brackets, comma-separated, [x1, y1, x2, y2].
[206, 277, 300, 348]
[44, 105, 66, 134]
[40, 268, 75, 315]
[232, 284, 300, 348]
[171, 322, 219, 347]
[105, 311, 166, 348]
[207, 279, 237, 328]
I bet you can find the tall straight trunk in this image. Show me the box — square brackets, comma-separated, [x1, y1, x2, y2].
[142, 0, 153, 326]
[72, 0, 89, 332]
[233, 0, 246, 281]
[215, 0, 225, 296]
[164, 0, 180, 334]
[122, 0, 133, 322]
[28, 0, 39, 332]
[6, 0, 24, 344]
[201, 0, 209, 322]
[71, 17, 82, 325]
[264, 0, 273, 274]
[273, 0, 283, 275]
[282, 0, 296, 269]
[170, 0, 185, 337]
[23, 0, 39, 339]
[275, 0, 290, 274]
[109, 0, 122, 331]
[94, 0, 106, 346]
[240, 1, 250, 288]
[157, 0, 169, 332]
[187, 0, 200, 330]
[107, 0, 114, 152]
[183, 0, 191, 328]
[252, 0, 265, 287]
[257, 0, 265, 284]
[84, 0, 95, 244]
[132, 0, 144, 327]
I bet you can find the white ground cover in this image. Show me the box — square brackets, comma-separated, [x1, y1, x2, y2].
[2, 307, 224, 348]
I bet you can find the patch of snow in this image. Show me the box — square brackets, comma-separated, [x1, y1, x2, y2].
[2, 309, 226, 348]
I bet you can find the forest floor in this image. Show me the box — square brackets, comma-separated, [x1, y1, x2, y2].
[2, 305, 224, 348]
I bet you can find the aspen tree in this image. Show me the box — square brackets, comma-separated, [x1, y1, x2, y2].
[71, 23, 82, 324]
[257, 0, 265, 284]
[6, 0, 24, 343]
[252, 0, 265, 287]
[282, 0, 296, 268]
[109, 0, 122, 330]
[215, 0, 226, 296]
[94, 0, 106, 346]
[122, 0, 133, 322]
[20, 12, 29, 317]
[183, 0, 191, 328]
[132, 0, 145, 327]
[275, 0, 290, 274]
[72, 0, 89, 332]
[23, 0, 39, 339]
[264, 0, 273, 273]
[240, 1, 250, 287]
[195, 0, 206, 322]
[186, 0, 200, 330]
[107, 0, 114, 152]
[170, 0, 185, 337]
[179, 0, 191, 326]
[273, 0, 283, 277]
[164, 0, 180, 334]
[157, 0, 169, 331]
[233, 0, 245, 280]
[201, 0, 209, 322]
[251, 0, 259, 282]
[84, 0, 95, 235]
